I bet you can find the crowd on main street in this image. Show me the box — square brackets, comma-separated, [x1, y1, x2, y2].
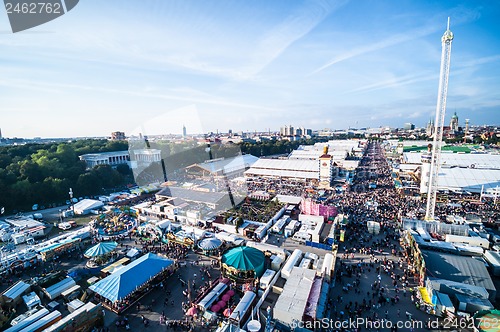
[328, 142, 431, 331]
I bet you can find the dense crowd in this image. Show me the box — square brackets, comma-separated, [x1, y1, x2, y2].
[331, 142, 427, 331]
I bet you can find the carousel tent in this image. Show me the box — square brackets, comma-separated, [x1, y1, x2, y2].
[89, 253, 173, 302]
[84, 242, 118, 258]
[198, 238, 222, 251]
[221, 246, 265, 278]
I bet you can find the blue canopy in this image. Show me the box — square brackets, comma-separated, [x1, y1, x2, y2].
[84, 242, 118, 258]
[197, 237, 222, 251]
[89, 253, 173, 302]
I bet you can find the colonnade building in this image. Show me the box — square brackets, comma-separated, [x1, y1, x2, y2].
[79, 149, 161, 169]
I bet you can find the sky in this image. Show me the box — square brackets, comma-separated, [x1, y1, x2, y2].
[0, 0, 499, 138]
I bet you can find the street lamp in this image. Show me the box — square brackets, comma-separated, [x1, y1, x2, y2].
[69, 188, 74, 214]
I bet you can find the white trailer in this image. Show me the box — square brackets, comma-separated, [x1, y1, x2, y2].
[271, 255, 284, 271]
[198, 281, 229, 311]
[246, 241, 286, 258]
[281, 249, 302, 279]
[229, 291, 256, 326]
[4, 308, 50, 332]
[292, 231, 311, 244]
[299, 258, 312, 269]
[484, 250, 500, 276]
[259, 269, 276, 289]
[18, 310, 61, 332]
[320, 253, 335, 282]
[445, 234, 490, 248]
[284, 220, 300, 238]
[310, 220, 324, 243]
[271, 217, 289, 234]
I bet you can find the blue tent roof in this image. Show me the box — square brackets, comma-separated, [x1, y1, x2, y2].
[89, 253, 173, 302]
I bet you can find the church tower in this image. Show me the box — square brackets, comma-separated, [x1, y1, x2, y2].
[450, 112, 459, 132]
[319, 146, 333, 188]
[426, 118, 434, 137]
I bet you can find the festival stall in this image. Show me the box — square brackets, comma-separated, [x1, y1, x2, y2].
[89, 253, 174, 313]
[39, 238, 82, 262]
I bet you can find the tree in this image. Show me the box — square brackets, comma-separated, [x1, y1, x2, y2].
[77, 172, 101, 196]
[116, 164, 131, 176]
[19, 160, 44, 183]
[56, 144, 77, 166]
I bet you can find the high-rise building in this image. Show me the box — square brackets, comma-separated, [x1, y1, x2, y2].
[404, 123, 415, 130]
[182, 125, 187, 138]
[111, 131, 126, 140]
[280, 125, 311, 137]
[280, 125, 294, 136]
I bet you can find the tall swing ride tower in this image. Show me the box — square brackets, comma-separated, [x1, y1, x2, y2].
[425, 18, 454, 221]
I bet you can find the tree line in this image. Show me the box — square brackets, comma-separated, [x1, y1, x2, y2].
[0, 139, 129, 213]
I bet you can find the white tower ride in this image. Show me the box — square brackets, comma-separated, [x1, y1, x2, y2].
[425, 18, 454, 221]
[420, 144, 432, 195]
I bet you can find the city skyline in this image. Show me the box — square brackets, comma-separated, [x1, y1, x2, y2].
[1, 0, 500, 138]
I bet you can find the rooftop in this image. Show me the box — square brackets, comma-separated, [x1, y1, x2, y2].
[156, 186, 232, 207]
[79, 150, 129, 160]
[187, 154, 258, 174]
[422, 250, 496, 299]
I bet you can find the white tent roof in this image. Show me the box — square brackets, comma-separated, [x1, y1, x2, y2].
[73, 199, 104, 213]
[245, 168, 319, 179]
[273, 267, 316, 325]
[288, 150, 323, 159]
[339, 160, 360, 170]
[191, 154, 258, 174]
[289, 149, 347, 161]
[275, 195, 302, 205]
[403, 152, 500, 170]
[437, 168, 500, 194]
[245, 159, 319, 179]
[249, 159, 319, 172]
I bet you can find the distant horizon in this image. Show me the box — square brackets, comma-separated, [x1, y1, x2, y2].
[1, 0, 499, 138]
[2, 121, 499, 140]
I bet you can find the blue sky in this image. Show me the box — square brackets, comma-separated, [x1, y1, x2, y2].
[1, 0, 499, 138]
